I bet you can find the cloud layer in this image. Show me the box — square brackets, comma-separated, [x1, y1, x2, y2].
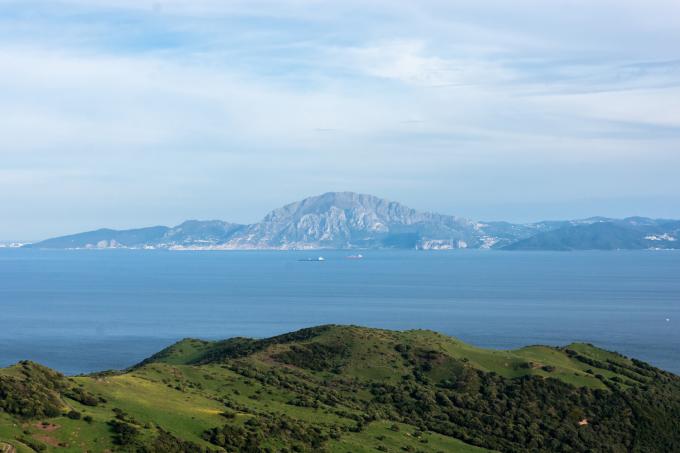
[1, 0, 680, 239]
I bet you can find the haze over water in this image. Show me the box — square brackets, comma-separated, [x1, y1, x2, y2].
[1, 248, 678, 375]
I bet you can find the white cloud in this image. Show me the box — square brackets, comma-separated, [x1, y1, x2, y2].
[336, 39, 516, 87]
[1, 0, 680, 237]
[532, 87, 680, 128]
[0, 47, 409, 153]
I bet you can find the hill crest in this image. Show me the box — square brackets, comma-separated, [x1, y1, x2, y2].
[2, 324, 679, 452]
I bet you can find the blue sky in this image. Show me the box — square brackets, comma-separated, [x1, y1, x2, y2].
[2, 0, 680, 239]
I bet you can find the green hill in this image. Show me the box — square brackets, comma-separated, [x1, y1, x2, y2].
[1, 325, 679, 452]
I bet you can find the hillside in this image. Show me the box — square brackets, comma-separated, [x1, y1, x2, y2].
[1, 325, 679, 452]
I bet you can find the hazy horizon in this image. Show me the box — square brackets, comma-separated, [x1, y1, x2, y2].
[4, 190, 680, 243]
[2, 1, 680, 239]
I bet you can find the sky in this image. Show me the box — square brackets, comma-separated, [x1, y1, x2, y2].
[1, 0, 680, 240]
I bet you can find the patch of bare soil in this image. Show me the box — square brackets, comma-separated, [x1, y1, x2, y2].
[34, 421, 60, 432]
[33, 434, 60, 447]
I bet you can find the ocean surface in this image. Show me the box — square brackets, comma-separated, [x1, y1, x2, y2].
[0, 248, 678, 375]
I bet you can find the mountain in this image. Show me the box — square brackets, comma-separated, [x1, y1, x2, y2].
[27, 192, 680, 250]
[32, 220, 247, 250]
[27, 192, 513, 250]
[503, 218, 680, 251]
[1, 324, 679, 452]
[222, 192, 501, 250]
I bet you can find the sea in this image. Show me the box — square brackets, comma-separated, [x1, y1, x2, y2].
[0, 248, 678, 375]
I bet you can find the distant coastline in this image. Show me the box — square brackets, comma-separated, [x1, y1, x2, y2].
[25, 192, 680, 251]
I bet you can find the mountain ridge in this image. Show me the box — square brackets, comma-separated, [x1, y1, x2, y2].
[27, 192, 680, 251]
[1, 324, 679, 452]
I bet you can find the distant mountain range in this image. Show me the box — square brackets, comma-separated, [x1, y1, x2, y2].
[27, 192, 680, 251]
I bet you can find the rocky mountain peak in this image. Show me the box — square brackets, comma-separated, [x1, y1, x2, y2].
[261, 192, 412, 222]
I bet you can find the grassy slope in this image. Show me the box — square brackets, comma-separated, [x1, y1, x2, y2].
[0, 325, 677, 452]
[328, 421, 489, 453]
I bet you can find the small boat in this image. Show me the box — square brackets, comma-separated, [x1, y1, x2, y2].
[298, 256, 325, 262]
[346, 254, 363, 260]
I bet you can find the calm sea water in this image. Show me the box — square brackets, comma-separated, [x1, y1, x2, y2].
[0, 249, 678, 375]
